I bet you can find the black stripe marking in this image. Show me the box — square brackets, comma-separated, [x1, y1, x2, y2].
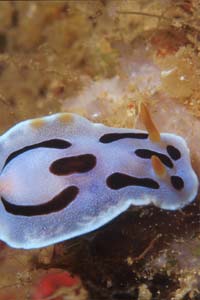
[171, 176, 184, 190]
[3, 139, 72, 168]
[50, 154, 96, 176]
[167, 145, 181, 160]
[99, 132, 148, 143]
[106, 172, 159, 190]
[135, 149, 173, 168]
[1, 186, 79, 216]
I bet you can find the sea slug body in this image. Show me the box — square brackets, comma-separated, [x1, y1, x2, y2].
[0, 104, 198, 249]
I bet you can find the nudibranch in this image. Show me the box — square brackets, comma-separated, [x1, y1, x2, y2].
[0, 104, 198, 249]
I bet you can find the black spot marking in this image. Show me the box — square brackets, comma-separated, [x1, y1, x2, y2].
[135, 149, 173, 168]
[3, 139, 71, 168]
[50, 154, 96, 176]
[106, 172, 159, 190]
[99, 132, 148, 143]
[167, 145, 181, 160]
[171, 176, 184, 190]
[1, 186, 79, 216]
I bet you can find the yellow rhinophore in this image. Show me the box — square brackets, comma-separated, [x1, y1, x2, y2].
[151, 155, 166, 178]
[140, 103, 161, 143]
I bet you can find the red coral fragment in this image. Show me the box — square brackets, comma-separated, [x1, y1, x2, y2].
[32, 270, 80, 300]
